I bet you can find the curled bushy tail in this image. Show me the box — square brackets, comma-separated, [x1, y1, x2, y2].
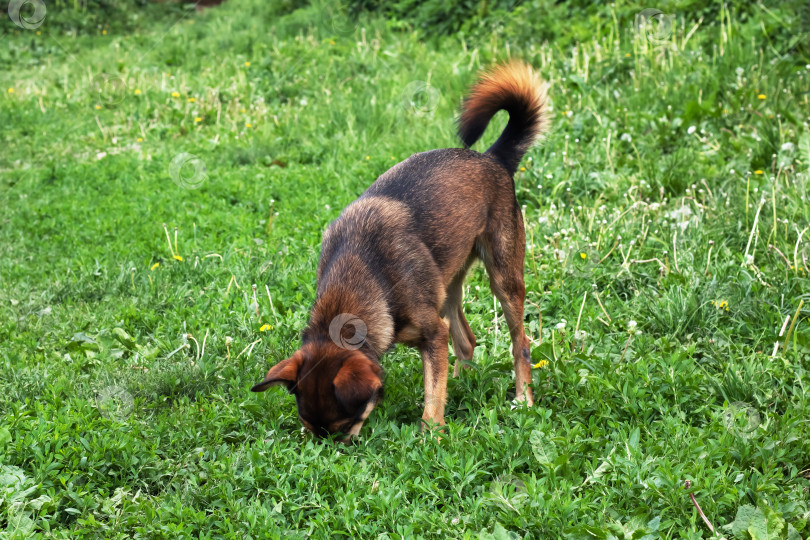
[458, 61, 551, 176]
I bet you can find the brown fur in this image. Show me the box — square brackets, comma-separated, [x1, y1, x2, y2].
[252, 61, 551, 439]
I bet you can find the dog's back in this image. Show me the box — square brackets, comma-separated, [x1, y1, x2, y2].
[317, 61, 551, 329]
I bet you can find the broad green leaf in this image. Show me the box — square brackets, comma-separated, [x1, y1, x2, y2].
[0, 465, 28, 492]
[113, 327, 137, 350]
[786, 524, 801, 540]
[761, 503, 784, 540]
[0, 427, 11, 461]
[6, 505, 34, 537]
[530, 429, 558, 466]
[731, 505, 758, 538]
[748, 507, 768, 540]
[628, 427, 640, 449]
[480, 523, 520, 540]
[28, 494, 52, 510]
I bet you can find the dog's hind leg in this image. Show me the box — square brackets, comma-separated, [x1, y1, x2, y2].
[449, 303, 476, 377]
[442, 263, 477, 377]
[479, 211, 534, 406]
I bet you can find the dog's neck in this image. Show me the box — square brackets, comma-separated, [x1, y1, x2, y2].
[302, 281, 394, 360]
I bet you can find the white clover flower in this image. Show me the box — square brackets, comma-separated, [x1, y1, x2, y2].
[627, 320, 637, 330]
[555, 320, 567, 331]
[687, 126, 696, 135]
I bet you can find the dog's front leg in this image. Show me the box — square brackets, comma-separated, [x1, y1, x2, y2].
[420, 318, 450, 430]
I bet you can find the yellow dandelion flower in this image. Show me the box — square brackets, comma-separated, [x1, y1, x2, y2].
[7, 88, 14, 94]
[245, 123, 252, 128]
[625, 53, 631, 57]
[173, 255, 183, 261]
[194, 117, 202, 123]
[137, 137, 143, 142]
[754, 170, 763, 175]
[533, 360, 549, 369]
[757, 94, 766, 100]
[171, 91, 180, 98]
[240, 108, 246, 113]
[366, 156, 370, 160]
[244, 61, 251, 67]
[150, 262, 160, 271]
[520, 166, 526, 171]
[102, 29, 107, 35]
[188, 97, 196, 103]
[134, 89, 141, 95]
[36, 31, 40, 35]
[330, 40, 335, 45]
[580, 252, 587, 260]
[260, 324, 271, 332]
[95, 105, 101, 110]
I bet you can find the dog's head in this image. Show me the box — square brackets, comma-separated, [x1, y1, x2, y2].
[251, 342, 383, 440]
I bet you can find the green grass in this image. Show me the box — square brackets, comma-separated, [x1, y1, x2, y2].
[1, 0, 809, 538]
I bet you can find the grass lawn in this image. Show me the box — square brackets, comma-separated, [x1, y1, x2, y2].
[1, 0, 809, 537]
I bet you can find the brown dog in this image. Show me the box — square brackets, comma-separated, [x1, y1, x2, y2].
[252, 61, 550, 439]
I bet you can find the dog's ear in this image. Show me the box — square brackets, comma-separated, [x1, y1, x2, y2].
[251, 352, 303, 392]
[333, 353, 382, 413]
